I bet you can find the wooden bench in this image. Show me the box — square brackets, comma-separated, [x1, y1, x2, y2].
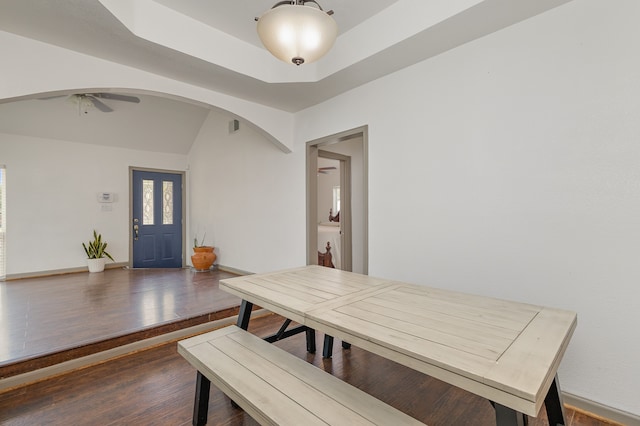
[178, 325, 424, 426]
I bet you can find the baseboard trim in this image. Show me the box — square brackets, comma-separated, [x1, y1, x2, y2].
[0, 309, 267, 394]
[6, 263, 246, 281]
[564, 392, 640, 426]
[5, 262, 129, 280]
[217, 264, 254, 276]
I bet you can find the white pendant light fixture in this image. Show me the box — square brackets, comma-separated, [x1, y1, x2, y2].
[256, 0, 338, 66]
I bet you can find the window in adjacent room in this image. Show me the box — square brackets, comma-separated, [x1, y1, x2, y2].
[0, 166, 6, 280]
[333, 186, 340, 215]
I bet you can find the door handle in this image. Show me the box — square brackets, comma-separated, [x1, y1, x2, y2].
[133, 224, 139, 240]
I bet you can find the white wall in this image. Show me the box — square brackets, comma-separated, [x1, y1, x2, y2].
[0, 132, 186, 275]
[295, 0, 640, 417]
[187, 110, 306, 273]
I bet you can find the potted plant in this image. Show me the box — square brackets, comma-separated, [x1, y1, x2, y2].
[82, 230, 114, 273]
[191, 233, 216, 271]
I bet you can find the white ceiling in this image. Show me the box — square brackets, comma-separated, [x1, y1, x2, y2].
[153, 0, 400, 49]
[0, 0, 573, 153]
[0, 93, 211, 154]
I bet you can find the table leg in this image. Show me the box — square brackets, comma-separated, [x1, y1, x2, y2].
[323, 334, 334, 358]
[193, 371, 211, 426]
[237, 300, 253, 330]
[494, 403, 528, 426]
[544, 375, 567, 426]
[322, 335, 349, 356]
[306, 328, 316, 353]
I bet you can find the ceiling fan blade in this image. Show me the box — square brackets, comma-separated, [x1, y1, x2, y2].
[318, 167, 337, 171]
[87, 96, 113, 112]
[94, 93, 140, 103]
[37, 95, 67, 100]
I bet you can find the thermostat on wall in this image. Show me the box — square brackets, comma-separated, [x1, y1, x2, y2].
[97, 192, 115, 203]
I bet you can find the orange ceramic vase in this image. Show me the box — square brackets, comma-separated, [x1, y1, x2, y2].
[191, 246, 216, 271]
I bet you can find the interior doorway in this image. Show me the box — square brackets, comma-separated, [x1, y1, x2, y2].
[317, 151, 350, 270]
[306, 126, 368, 274]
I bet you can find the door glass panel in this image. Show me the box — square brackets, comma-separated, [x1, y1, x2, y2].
[143, 179, 154, 225]
[162, 181, 173, 225]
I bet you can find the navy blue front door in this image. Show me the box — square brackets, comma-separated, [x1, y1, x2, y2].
[132, 170, 183, 268]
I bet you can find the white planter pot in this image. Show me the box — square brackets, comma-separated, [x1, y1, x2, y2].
[87, 258, 107, 273]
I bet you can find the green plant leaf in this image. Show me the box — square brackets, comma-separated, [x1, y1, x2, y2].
[83, 230, 114, 261]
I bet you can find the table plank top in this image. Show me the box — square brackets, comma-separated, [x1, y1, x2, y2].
[220, 266, 577, 417]
[220, 266, 396, 323]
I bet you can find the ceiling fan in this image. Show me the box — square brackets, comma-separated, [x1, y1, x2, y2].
[39, 92, 140, 114]
[317, 166, 337, 174]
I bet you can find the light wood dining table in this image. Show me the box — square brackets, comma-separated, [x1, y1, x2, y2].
[220, 265, 577, 426]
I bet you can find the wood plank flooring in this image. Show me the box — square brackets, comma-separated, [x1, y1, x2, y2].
[0, 313, 617, 426]
[0, 267, 242, 378]
[0, 268, 619, 425]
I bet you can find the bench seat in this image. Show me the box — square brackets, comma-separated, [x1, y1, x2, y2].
[178, 325, 424, 426]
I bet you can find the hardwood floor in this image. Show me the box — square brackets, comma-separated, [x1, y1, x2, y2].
[0, 268, 619, 425]
[0, 313, 617, 425]
[0, 267, 242, 378]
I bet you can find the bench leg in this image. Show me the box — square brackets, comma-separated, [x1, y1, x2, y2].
[494, 403, 528, 426]
[323, 334, 334, 358]
[193, 371, 211, 426]
[237, 300, 253, 330]
[544, 375, 567, 426]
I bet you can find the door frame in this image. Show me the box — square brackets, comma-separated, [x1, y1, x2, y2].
[317, 150, 352, 271]
[306, 125, 368, 274]
[128, 166, 186, 268]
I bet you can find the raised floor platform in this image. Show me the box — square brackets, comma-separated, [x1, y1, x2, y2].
[0, 267, 243, 382]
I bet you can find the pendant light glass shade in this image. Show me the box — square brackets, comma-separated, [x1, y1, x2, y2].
[257, 1, 338, 66]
